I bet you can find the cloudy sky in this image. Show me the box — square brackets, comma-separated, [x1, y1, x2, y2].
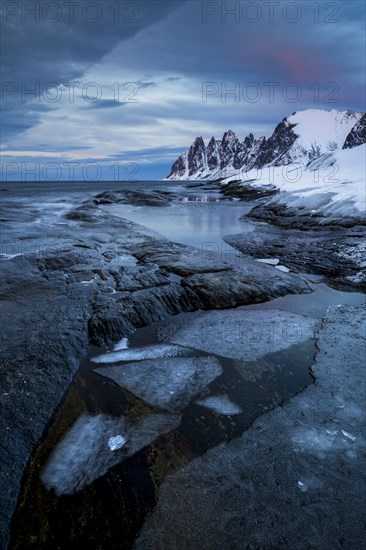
[1, 0, 365, 180]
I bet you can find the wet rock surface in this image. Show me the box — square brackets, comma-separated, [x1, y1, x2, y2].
[246, 200, 366, 229]
[0, 188, 312, 547]
[220, 179, 278, 200]
[92, 189, 176, 207]
[88, 267, 201, 347]
[129, 238, 311, 305]
[0, 255, 90, 548]
[8, 307, 317, 549]
[135, 305, 366, 550]
[225, 222, 366, 291]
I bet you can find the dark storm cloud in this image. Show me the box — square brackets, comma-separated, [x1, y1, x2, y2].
[0, 102, 55, 139]
[1, 1, 186, 84]
[112, 0, 365, 103]
[1, 0, 364, 179]
[0, 0, 186, 139]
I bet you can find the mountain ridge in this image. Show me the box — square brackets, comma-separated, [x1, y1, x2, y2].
[166, 109, 366, 180]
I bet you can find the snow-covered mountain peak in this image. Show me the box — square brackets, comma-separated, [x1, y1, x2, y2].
[222, 130, 237, 141]
[166, 108, 365, 181]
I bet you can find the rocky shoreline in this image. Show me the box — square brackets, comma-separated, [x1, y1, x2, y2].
[0, 189, 311, 548]
[0, 186, 364, 548]
[135, 304, 366, 549]
[224, 215, 366, 292]
[214, 179, 365, 290]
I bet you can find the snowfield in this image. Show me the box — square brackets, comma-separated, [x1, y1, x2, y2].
[223, 144, 366, 219]
[283, 108, 362, 160]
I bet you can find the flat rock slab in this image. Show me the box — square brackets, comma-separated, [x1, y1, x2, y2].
[41, 413, 180, 496]
[93, 189, 175, 207]
[135, 305, 366, 550]
[94, 356, 222, 412]
[158, 309, 318, 361]
[181, 268, 309, 309]
[130, 239, 232, 277]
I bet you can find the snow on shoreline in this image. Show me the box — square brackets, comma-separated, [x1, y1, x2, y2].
[222, 145, 366, 219]
[166, 108, 365, 221]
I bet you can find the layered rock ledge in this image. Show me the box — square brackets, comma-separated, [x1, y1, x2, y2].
[0, 191, 311, 547]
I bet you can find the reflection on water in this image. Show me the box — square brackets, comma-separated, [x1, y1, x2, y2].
[41, 412, 181, 496]
[11, 308, 316, 548]
[242, 281, 365, 318]
[103, 200, 253, 249]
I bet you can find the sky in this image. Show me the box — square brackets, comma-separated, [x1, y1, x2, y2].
[1, 0, 365, 181]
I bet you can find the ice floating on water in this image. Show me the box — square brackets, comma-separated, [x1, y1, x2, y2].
[341, 430, 357, 442]
[256, 258, 280, 266]
[113, 337, 129, 351]
[196, 394, 242, 415]
[108, 435, 127, 451]
[80, 279, 95, 284]
[91, 344, 191, 364]
[41, 413, 181, 495]
[159, 309, 317, 361]
[94, 356, 222, 412]
[275, 265, 290, 273]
